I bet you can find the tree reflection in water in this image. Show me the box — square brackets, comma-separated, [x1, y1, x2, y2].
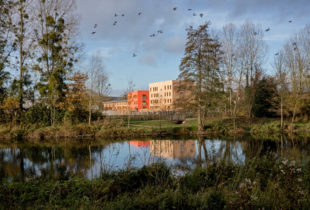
[0, 136, 310, 182]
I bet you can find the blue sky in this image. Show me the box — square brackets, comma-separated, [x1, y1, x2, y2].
[76, 0, 310, 96]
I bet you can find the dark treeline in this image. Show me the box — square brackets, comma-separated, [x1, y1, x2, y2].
[0, 1, 309, 130]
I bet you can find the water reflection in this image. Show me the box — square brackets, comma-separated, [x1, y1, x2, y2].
[150, 140, 196, 159]
[0, 136, 310, 182]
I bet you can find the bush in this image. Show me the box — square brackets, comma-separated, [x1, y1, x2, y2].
[23, 103, 51, 126]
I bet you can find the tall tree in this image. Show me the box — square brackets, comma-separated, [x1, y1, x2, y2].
[0, 0, 14, 113]
[283, 26, 310, 122]
[221, 23, 238, 116]
[33, 0, 79, 126]
[10, 0, 34, 118]
[237, 21, 267, 117]
[87, 53, 110, 125]
[274, 51, 287, 129]
[178, 23, 223, 132]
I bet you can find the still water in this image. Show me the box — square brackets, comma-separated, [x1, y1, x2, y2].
[1, 137, 310, 182]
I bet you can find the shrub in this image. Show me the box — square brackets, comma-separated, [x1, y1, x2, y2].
[23, 103, 51, 126]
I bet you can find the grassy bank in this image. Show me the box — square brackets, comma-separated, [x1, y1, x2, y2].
[1, 158, 309, 209]
[0, 117, 310, 141]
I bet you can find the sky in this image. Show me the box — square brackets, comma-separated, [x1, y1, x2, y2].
[76, 0, 310, 96]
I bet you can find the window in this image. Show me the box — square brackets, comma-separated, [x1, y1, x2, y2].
[142, 94, 146, 99]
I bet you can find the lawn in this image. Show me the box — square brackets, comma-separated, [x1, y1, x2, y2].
[129, 118, 197, 129]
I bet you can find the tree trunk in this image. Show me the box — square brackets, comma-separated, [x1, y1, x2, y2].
[280, 95, 283, 130]
[88, 107, 92, 125]
[18, 3, 25, 120]
[292, 97, 297, 123]
[197, 107, 204, 133]
[88, 95, 92, 125]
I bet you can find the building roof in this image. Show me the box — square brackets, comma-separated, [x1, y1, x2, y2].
[128, 90, 149, 94]
[103, 99, 128, 104]
[149, 80, 179, 85]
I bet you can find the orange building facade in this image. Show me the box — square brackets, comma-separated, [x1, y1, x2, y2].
[128, 90, 149, 111]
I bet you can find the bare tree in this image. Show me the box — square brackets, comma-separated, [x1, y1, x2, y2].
[87, 52, 110, 125]
[283, 26, 310, 122]
[0, 0, 14, 106]
[9, 0, 34, 117]
[237, 21, 267, 117]
[273, 51, 287, 129]
[123, 79, 135, 99]
[221, 23, 238, 116]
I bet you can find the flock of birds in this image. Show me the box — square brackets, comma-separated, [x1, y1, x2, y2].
[89, 6, 296, 58]
[273, 20, 296, 55]
[90, 7, 208, 58]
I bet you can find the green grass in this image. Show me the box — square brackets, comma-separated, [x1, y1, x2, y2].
[129, 118, 197, 130]
[1, 158, 310, 209]
[1, 117, 310, 142]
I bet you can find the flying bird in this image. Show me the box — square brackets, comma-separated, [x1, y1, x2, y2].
[121, 14, 125, 17]
[157, 30, 163, 34]
[114, 13, 118, 17]
[288, 20, 292, 23]
[265, 28, 270, 32]
[188, 8, 192, 11]
[113, 21, 117, 26]
[132, 53, 137, 57]
[275, 52, 279, 56]
[199, 13, 204, 18]
[173, 7, 177, 11]
[149, 33, 156, 37]
[138, 12, 142, 16]
[94, 24, 97, 28]
[91, 31, 96, 34]
[193, 13, 196, 16]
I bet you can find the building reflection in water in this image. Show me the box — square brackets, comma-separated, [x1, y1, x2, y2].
[1, 137, 310, 182]
[129, 141, 150, 147]
[150, 140, 196, 159]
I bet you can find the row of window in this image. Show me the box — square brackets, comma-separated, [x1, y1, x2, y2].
[150, 106, 171, 109]
[150, 92, 172, 98]
[150, 87, 159, 92]
[164, 85, 172, 90]
[129, 100, 147, 105]
[150, 85, 173, 92]
[150, 99, 172, 104]
[164, 99, 172, 103]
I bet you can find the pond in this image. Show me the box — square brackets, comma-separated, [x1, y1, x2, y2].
[1, 136, 310, 182]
